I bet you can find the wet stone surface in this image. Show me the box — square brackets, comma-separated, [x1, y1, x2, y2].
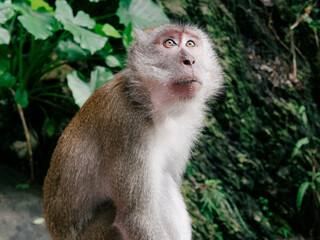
[0, 165, 50, 240]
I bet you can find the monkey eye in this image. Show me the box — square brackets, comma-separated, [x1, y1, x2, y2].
[164, 39, 177, 47]
[186, 40, 196, 47]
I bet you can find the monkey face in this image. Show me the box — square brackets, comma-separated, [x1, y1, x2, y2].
[129, 24, 223, 113]
[152, 29, 204, 99]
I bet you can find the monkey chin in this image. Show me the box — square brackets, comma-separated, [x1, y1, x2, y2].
[171, 79, 202, 99]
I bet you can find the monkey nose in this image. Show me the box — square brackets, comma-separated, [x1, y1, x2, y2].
[183, 59, 195, 65]
[180, 49, 195, 66]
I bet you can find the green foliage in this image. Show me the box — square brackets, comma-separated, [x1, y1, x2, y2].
[0, 27, 10, 43]
[258, 197, 273, 218]
[116, 0, 170, 29]
[105, 55, 123, 68]
[291, 137, 309, 160]
[0, 72, 16, 88]
[15, 182, 30, 189]
[100, 23, 122, 38]
[0, 0, 169, 181]
[55, 0, 107, 54]
[163, 0, 320, 239]
[0, 0, 169, 109]
[296, 181, 312, 212]
[44, 117, 55, 137]
[15, 2, 59, 40]
[296, 159, 320, 213]
[200, 179, 253, 238]
[58, 39, 87, 61]
[67, 67, 113, 107]
[299, 3, 320, 31]
[280, 226, 292, 238]
[122, 22, 134, 50]
[0, 0, 107, 109]
[14, 87, 28, 108]
[66, 71, 91, 108]
[29, 0, 53, 13]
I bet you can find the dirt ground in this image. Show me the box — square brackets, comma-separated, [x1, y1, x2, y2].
[0, 165, 50, 240]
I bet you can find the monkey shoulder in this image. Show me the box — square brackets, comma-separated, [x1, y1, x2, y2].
[57, 70, 151, 159]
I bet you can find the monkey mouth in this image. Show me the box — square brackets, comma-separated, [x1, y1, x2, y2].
[171, 78, 202, 98]
[174, 79, 202, 85]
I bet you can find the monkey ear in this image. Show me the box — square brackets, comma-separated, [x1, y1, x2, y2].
[133, 28, 149, 44]
[133, 28, 143, 39]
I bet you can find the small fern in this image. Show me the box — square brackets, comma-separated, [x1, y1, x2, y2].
[296, 181, 312, 212]
[200, 179, 253, 237]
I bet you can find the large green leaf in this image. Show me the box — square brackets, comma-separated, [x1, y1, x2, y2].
[13, 3, 59, 40]
[67, 71, 91, 108]
[58, 40, 87, 61]
[89, 66, 113, 92]
[67, 67, 113, 108]
[0, 72, 16, 88]
[29, 0, 54, 13]
[73, 11, 95, 28]
[54, 0, 73, 22]
[44, 117, 55, 137]
[296, 181, 312, 212]
[290, 137, 309, 159]
[0, 1, 15, 24]
[116, 0, 170, 29]
[55, 0, 107, 54]
[0, 27, 10, 44]
[105, 55, 122, 68]
[63, 22, 107, 55]
[0, 45, 10, 71]
[14, 88, 29, 108]
[101, 23, 121, 38]
[122, 22, 134, 49]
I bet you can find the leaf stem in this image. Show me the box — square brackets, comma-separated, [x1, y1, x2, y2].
[93, 13, 116, 21]
[29, 84, 68, 95]
[8, 14, 17, 36]
[29, 96, 75, 113]
[9, 88, 35, 182]
[18, 26, 25, 88]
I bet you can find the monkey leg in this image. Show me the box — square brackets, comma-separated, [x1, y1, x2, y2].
[76, 202, 123, 240]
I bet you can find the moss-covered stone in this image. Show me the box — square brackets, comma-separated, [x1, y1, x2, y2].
[160, 0, 320, 239]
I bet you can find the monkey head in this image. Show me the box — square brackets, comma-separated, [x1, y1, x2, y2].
[128, 24, 223, 116]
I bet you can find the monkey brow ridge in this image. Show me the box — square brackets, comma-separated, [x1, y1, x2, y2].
[143, 24, 186, 33]
[143, 26, 160, 32]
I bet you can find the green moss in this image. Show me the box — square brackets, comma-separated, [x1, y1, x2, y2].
[161, 0, 320, 239]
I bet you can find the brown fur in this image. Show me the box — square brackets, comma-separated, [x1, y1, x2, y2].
[43, 70, 152, 239]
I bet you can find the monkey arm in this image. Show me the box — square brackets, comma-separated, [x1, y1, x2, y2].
[104, 155, 172, 240]
[80, 76, 171, 240]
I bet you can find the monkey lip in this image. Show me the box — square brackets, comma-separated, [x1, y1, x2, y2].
[171, 79, 202, 98]
[174, 79, 202, 85]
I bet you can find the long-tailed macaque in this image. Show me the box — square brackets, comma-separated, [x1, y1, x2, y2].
[43, 23, 223, 240]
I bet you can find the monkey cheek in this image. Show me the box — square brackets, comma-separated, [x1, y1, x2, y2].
[171, 81, 202, 99]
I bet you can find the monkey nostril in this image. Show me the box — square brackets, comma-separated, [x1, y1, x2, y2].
[183, 60, 191, 65]
[183, 59, 195, 65]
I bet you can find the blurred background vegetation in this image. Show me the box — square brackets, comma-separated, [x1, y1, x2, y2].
[0, 0, 320, 239]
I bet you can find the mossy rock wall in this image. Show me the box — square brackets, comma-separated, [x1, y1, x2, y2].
[159, 0, 320, 239]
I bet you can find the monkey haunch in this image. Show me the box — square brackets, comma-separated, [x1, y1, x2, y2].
[43, 24, 223, 240]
